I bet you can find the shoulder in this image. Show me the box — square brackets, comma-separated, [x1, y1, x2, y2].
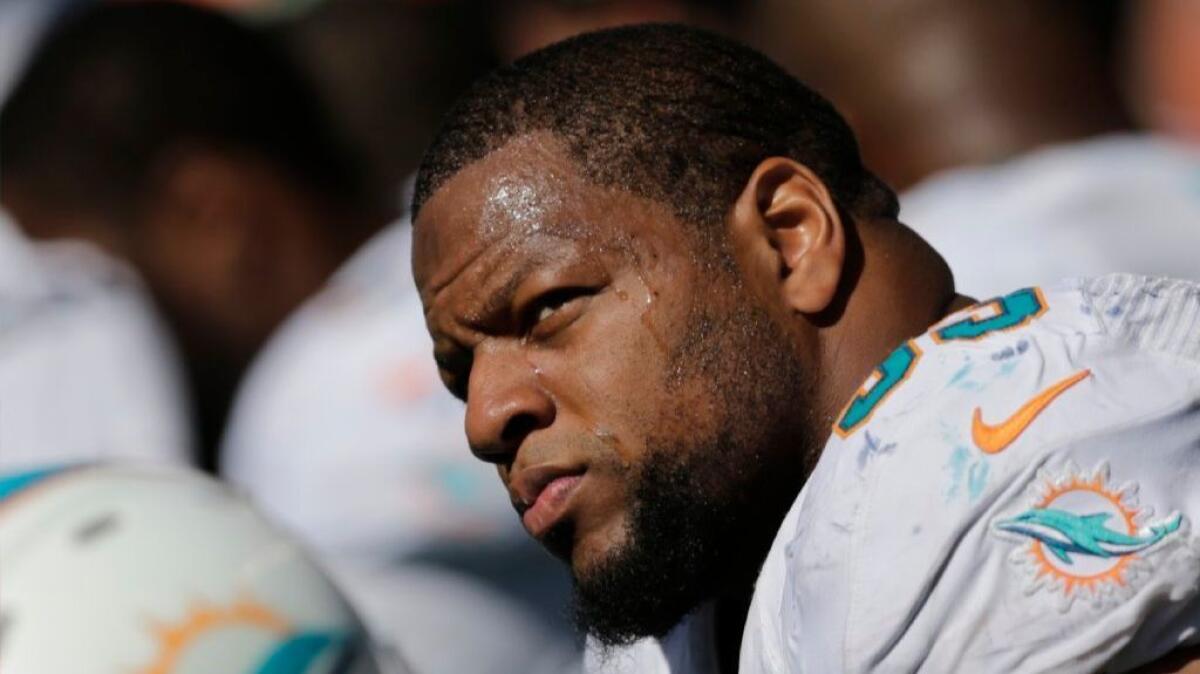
[771, 276, 1200, 672]
[0, 230, 192, 467]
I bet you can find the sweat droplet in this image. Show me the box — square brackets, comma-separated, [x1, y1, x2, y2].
[481, 173, 563, 239]
[641, 311, 668, 355]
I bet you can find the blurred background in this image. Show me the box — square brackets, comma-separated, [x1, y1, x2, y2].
[0, 0, 1197, 672]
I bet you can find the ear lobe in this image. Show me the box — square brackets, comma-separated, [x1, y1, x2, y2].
[751, 157, 846, 315]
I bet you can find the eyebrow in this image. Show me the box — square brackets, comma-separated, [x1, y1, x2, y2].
[446, 220, 591, 293]
[431, 249, 553, 398]
[462, 247, 558, 332]
[476, 264, 529, 328]
[435, 226, 593, 341]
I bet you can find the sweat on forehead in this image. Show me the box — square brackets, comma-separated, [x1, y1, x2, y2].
[416, 133, 620, 245]
[412, 132, 693, 305]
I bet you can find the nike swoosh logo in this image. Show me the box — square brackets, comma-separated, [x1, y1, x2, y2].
[972, 369, 1091, 454]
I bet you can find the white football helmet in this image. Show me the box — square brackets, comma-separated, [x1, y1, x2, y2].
[0, 463, 400, 674]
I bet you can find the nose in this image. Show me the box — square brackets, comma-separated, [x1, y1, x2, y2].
[464, 343, 556, 464]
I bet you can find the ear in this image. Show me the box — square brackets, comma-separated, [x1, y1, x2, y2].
[729, 157, 846, 315]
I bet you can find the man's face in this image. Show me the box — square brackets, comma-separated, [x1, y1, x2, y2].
[414, 133, 815, 642]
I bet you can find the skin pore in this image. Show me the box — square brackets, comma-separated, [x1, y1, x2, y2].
[414, 131, 968, 667]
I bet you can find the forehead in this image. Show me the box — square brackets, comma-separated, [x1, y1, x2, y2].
[412, 132, 686, 298]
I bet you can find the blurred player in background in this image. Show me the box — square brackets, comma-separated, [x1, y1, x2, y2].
[413, 24, 1200, 673]
[749, 0, 1200, 298]
[224, 3, 754, 672]
[0, 206, 192, 469]
[2, 3, 581, 670]
[749, 0, 1130, 191]
[0, 0, 192, 470]
[221, 2, 581, 671]
[0, 2, 383, 472]
[489, 0, 742, 63]
[279, 0, 496, 210]
[1127, 0, 1200, 143]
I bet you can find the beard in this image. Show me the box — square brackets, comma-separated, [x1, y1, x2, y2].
[568, 440, 757, 647]
[568, 290, 819, 648]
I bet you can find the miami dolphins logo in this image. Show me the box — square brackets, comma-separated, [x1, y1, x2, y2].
[993, 462, 1187, 610]
[138, 597, 355, 674]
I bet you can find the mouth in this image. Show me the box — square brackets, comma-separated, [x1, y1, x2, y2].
[513, 465, 587, 540]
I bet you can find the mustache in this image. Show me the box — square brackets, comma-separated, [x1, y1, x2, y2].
[501, 435, 628, 514]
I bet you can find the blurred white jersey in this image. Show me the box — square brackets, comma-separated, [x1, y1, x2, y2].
[592, 275, 1200, 673]
[221, 220, 521, 559]
[901, 135, 1200, 298]
[0, 210, 192, 467]
[221, 219, 579, 674]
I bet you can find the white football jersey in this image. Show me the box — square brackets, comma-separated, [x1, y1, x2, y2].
[743, 274, 1200, 673]
[590, 274, 1200, 673]
[0, 210, 192, 468]
[220, 219, 522, 559]
[901, 135, 1200, 298]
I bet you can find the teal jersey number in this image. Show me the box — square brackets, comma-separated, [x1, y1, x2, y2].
[835, 341, 921, 437]
[934, 287, 1046, 342]
[835, 287, 1048, 438]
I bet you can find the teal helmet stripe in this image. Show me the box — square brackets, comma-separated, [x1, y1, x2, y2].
[255, 632, 347, 674]
[0, 465, 72, 504]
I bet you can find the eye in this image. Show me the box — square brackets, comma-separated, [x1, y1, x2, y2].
[525, 286, 594, 338]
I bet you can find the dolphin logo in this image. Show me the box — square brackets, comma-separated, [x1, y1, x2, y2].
[995, 508, 1182, 565]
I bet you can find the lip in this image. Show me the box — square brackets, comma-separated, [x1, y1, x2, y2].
[512, 464, 586, 538]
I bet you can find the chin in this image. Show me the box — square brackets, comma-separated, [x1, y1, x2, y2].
[568, 514, 632, 578]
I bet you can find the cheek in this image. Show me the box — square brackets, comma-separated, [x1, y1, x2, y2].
[573, 506, 632, 571]
[538, 303, 678, 464]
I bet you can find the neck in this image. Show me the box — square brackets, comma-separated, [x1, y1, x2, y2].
[813, 218, 968, 434]
[704, 219, 968, 671]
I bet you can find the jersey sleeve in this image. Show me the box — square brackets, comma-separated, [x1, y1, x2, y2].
[780, 276, 1200, 673]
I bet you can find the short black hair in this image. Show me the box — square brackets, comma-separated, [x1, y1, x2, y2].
[0, 2, 368, 221]
[413, 23, 897, 233]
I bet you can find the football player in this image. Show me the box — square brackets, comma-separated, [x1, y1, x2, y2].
[412, 24, 1200, 673]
